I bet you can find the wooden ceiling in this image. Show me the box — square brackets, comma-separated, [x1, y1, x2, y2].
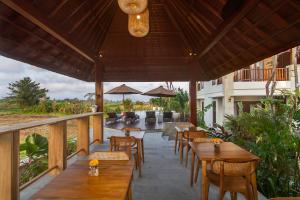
[0, 0, 300, 82]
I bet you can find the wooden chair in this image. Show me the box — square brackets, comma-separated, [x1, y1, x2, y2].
[206, 159, 258, 200]
[193, 138, 224, 185]
[121, 127, 144, 163]
[109, 136, 139, 170]
[174, 124, 195, 155]
[183, 130, 207, 167]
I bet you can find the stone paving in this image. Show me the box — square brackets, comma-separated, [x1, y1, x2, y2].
[21, 130, 267, 200]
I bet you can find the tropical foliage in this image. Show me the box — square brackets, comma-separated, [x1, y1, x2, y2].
[197, 104, 213, 128]
[19, 134, 77, 185]
[149, 88, 189, 114]
[7, 77, 48, 108]
[224, 92, 300, 198]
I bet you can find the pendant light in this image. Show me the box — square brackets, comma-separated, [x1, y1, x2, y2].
[118, 0, 148, 15]
[128, 9, 149, 37]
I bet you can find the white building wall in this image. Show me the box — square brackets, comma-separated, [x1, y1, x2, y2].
[203, 97, 213, 127]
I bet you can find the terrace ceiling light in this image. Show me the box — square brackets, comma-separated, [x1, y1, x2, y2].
[128, 9, 149, 37]
[118, 0, 148, 15]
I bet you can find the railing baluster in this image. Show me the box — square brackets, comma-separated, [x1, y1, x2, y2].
[77, 117, 90, 155]
[0, 131, 19, 200]
[48, 122, 67, 175]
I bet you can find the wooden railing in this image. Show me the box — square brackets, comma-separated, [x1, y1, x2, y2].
[0, 112, 103, 200]
[234, 68, 289, 82]
[212, 78, 222, 85]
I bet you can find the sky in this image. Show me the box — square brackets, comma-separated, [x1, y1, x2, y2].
[0, 56, 189, 101]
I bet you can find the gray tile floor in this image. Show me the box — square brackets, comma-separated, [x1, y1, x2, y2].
[21, 131, 267, 200]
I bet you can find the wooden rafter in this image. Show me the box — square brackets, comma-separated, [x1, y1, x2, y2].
[1, 0, 95, 62]
[196, 0, 260, 60]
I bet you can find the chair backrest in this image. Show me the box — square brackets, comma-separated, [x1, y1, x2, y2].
[163, 112, 173, 118]
[211, 159, 257, 177]
[109, 136, 137, 159]
[193, 137, 221, 143]
[121, 127, 141, 132]
[108, 112, 117, 118]
[146, 111, 156, 118]
[183, 130, 207, 141]
[125, 112, 136, 118]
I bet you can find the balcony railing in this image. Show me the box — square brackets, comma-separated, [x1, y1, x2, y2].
[0, 112, 103, 200]
[234, 68, 289, 82]
[212, 78, 223, 85]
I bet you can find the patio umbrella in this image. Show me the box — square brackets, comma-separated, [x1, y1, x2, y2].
[143, 86, 176, 111]
[105, 84, 142, 108]
[143, 86, 176, 97]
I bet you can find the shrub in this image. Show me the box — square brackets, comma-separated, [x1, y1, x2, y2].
[225, 95, 300, 198]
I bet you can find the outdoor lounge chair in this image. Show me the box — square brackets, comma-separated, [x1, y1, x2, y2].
[145, 111, 156, 124]
[105, 112, 120, 124]
[124, 112, 139, 124]
[163, 111, 173, 122]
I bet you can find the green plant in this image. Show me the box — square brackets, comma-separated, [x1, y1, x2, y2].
[20, 133, 48, 163]
[19, 158, 48, 185]
[19, 133, 49, 185]
[197, 104, 212, 128]
[123, 98, 133, 111]
[224, 94, 300, 198]
[7, 77, 48, 108]
[67, 138, 77, 156]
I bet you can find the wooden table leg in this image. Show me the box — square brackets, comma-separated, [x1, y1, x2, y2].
[179, 132, 183, 163]
[127, 182, 132, 200]
[137, 140, 142, 177]
[201, 160, 208, 200]
[251, 163, 258, 200]
[141, 139, 144, 163]
[174, 131, 178, 154]
[190, 151, 195, 187]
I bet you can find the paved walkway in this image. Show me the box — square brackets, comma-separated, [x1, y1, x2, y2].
[131, 132, 267, 200]
[21, 131, 267, 200]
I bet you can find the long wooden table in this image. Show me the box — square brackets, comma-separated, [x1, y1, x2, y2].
[108, 131, 145, 177]
[30, 160, 134, 200]
[189, 142, 260, 200]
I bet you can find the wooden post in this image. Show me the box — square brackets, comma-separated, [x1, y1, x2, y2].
[94, 60, 104, 143]
[189, 80, 197, 126]
[0, 131, 19, 200]
[48, 122, 67, 175]
[77, 117, 90, 155]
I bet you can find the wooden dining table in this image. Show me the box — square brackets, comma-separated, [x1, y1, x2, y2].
[30, 159, 134, 200]
[189, 142, 260, 200]
[108, 131, 145, 177]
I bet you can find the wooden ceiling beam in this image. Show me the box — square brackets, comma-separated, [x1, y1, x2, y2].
[196, 0, 260, 60]
[48, 0, 68, 18]
[216, 17, 300, 71]
[1, 0, 95, 62]
[0, 15, 87, 64]
[163, 3, 193, 51]
[68, 0, 103, 34]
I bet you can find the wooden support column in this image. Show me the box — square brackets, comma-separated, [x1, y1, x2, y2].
[0, 131, 19, 200]
[94, 60, 104, 143]
[48, 122, 67, 175]
[77, 117, 90, 155]
[189, 80, 197, 126]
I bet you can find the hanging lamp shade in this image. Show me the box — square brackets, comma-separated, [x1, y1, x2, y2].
[128, 9, 149, 38]
[118, 0, 148, 15]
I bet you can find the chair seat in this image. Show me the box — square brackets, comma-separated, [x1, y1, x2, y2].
[207, 170, 249, 192]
